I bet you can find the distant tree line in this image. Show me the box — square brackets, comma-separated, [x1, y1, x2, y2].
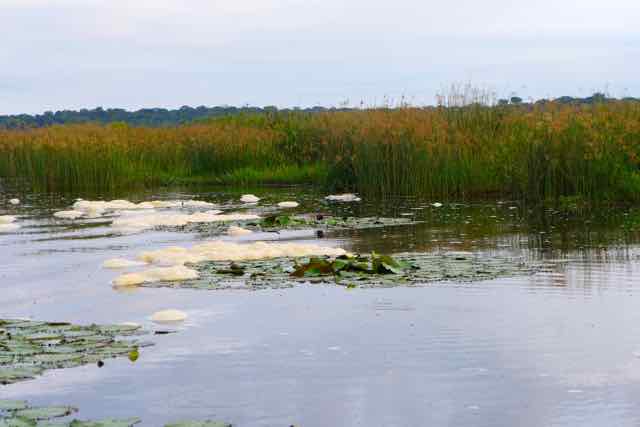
[0, 105, 339, 129]
[497, 92, 640, 106]
[1, 94, 639, 129]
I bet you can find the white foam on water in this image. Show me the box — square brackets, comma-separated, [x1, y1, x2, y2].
[240, 194, 260, 203]
[113, 266, 199, 287]
[325, 194, 361, 202]
[277, 201, 299, 208]
[151, 309, 188, 323]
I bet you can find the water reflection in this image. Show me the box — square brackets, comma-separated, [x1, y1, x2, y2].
[3, 183, 640, 426]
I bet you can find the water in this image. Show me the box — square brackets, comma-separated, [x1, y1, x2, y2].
[3, 184, 640, 426]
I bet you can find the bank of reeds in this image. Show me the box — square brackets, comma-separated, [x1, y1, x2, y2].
[1, 101, 639, 203]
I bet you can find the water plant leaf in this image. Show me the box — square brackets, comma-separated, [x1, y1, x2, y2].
[0, 320, 151, 385]
[69, 418, 141, 427]
[164, 422, 231, 427]
[0, 401, 28, 412]
[0, 417, 37, 427]
[12, 407, 76, 421]
[128, 349, 139, 363]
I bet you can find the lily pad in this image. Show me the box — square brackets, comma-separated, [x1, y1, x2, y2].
[0, 320, 151, 385]
[69, 418, 141, 427]
[164, 422, 231, 427]
[0, 401, 28, 411]
[137, 251, 539, 291]
[0, 417, 36, 427]
[12, 407, 76, 421]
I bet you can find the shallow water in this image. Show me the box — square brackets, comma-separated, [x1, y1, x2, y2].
[3, 184, 640, 426]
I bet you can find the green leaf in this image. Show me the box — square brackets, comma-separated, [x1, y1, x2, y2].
[69, 418, 141, 427]
[0, 400, 28, 411]
[12, 406, 76, 421]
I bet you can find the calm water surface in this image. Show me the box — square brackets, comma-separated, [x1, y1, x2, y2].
[2, 184, 640, 426]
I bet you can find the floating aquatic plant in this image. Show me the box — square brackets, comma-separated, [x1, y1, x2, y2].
[0, 399, 230, 427]
[255, 214, 420, 231]
[133, 252, 540, 291]
[0, 319, 151, 385]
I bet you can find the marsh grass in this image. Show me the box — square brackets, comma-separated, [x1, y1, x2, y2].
[1, 102, 639, 203]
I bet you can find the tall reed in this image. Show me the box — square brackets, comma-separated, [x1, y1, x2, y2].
[1, 102, 639, 203]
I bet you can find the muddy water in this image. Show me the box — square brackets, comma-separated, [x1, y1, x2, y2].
[2, 185, 640, 426]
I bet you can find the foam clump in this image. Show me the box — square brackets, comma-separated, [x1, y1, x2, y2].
[277, 201, 299, 208]
[52, 199, 216, 220]
[0, 215, 19, 232]
[0, 215, 17, 224]
[9, 198, 20, 205]
[102, 258, 146, 269]
[113, 266, 199, 287]
[432, 202, 443, 208]
[111, 211, 258, 233]
[0, 224, 19, 232]
[151, 309, 188, 323]
[137, 240, 347, 266]
[54, 210, 85, 220]
[240, 194, 260, 203]
[325, 194, 361, 202]
[227, 226, 253, 236]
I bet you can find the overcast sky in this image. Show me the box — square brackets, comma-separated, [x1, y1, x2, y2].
[1, 0, 638, 114]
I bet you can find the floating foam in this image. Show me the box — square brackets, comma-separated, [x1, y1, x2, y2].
[0, 215, 16, 224]
[111, 211, 257, 232]
[0, 223, 19, 233]
[277, 201, 299, 208]
[137, 240, 347, 266]
[53, 210, 85, 219]
[240, 194, 260, 203]
[9, 198, 20, 205]
[432, 202, 443, 208]
[325, 194, 361, 202]
[151, 309, 187, 323]
[227, 226, 253, 236]
[102, 258, 146, 269]
[113, 266, 199, 287]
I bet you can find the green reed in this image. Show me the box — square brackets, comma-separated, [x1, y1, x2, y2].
[1, 102, 639, 203]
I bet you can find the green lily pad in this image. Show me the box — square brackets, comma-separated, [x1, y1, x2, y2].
[0, 417, 37, 427]
[0, 320, 151, 385]
[12, 407, 76, 421]
[164, 422, 231, 427]
[69, 418, 141, 427]
[0, 401, 28, 411]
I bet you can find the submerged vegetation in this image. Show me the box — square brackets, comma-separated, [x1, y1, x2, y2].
[1, 100, 640, 203]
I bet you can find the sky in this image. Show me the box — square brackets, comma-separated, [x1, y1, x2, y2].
[1, 0, 638, 114]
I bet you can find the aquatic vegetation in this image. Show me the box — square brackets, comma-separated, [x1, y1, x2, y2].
[0, 399, 230, 427]
[150, 310, 188, 323]
[130, 252, 539, 291]
[325, 194, 361, 202]
[257, 214, 420, 231]
[2, 103, 640, 203]
[0, 319, 150, 385]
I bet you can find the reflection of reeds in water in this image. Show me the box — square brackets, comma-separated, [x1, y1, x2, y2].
[1, 100, 639, 202]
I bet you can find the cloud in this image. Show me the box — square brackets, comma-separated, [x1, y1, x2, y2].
[0, 0, 638, 113]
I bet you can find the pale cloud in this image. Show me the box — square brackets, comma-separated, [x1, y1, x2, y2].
[0, 0, 638, 113]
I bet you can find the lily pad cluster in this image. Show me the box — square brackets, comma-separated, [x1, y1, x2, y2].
[0, 320, 150, 385]
[256, 214, 420, 231]
[0, 399, 231, 427]
[138, 252, 539, 290]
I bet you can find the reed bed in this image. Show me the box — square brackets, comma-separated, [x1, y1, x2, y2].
[1, 102, 639, 203]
